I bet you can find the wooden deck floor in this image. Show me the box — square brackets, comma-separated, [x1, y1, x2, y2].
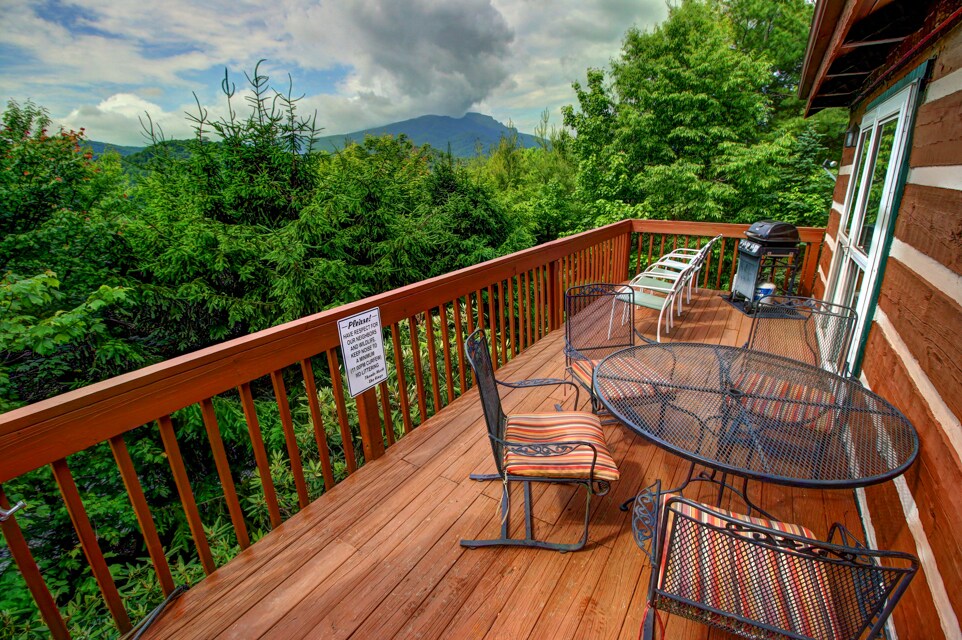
[142, 291, 864, 640]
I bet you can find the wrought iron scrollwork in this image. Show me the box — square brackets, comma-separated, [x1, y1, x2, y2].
[631, 481, 662, 560]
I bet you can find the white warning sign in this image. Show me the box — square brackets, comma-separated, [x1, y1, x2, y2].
[337, 308, 389, 397]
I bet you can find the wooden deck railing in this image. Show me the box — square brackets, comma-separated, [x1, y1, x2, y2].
[0, 219, 824, 637]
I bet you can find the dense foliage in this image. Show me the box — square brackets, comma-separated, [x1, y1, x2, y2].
[1, 4, 841, 636]
[562, 0, 843, 227]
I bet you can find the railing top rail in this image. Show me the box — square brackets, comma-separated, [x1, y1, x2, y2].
[0, 220, 634, 482]
[630, 219, 825, 243]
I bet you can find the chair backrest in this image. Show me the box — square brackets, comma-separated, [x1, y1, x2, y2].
[748, 296, 857, 375]
[653, 497, 918, 640]
[564, 283, 636, 364]
[464, 329, 507, 472]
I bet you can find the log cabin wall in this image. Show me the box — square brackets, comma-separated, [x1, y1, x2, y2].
[816, 19, 962, 640]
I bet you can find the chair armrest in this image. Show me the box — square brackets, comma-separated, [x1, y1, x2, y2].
[624, 280, 675, 295]
[497, 377, 581, 409]
[827, 522, 868, 550]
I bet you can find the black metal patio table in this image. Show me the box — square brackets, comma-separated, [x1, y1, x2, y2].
[593, 343, 919, 515]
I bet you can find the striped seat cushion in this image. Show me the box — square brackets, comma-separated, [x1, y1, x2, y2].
[503, 412, 620, 482]
[569, 357, 663, 401]
[733, 371, 837, 434]
[657, 498, 845, 639]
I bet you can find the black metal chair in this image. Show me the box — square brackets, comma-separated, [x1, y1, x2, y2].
[460, 329, 620, 552]
[746, 296, 858, 377]
[631, 482, 918, 640]
[564, 283, 647, 411]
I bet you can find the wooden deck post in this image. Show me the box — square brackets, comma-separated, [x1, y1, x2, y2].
[798, 236, 823, 296]
[356, 388, 385, 461]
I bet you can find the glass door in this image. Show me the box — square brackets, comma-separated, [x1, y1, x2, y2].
[828, 84, 918, 373]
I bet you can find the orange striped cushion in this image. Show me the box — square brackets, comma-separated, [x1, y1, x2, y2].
[569, 357, 662, 400]
[569, 358, 595, 388]
[734, 371, 837, 434]
[657, 498, 845, 638]
[503, 412, 620, 482]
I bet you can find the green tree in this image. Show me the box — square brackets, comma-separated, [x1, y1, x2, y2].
[563, 0, 834, 227]
[129, 64, 330, 347]
[0, 100, 145, 407]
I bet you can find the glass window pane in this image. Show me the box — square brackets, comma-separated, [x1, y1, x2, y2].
[856, 119, 898, 254]
[841, 259, 866, 312]
[844, 130, 871, 239]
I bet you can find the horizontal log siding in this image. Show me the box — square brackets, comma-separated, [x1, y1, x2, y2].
[831, 173, 850, 209]
[826, 208, 841, 240]
[879, 258, 962, 425]
[817, 241, 834, 282]
[896, 183, 962, 277]
[910, 89, 962, 167]
[862, 478, 944, 635]
[812, 274, 826, 299]
[934, 20, 962, 79]
[862, 326, 962, 637]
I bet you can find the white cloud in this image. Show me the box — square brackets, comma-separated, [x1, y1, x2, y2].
[1, 0, 666, 143]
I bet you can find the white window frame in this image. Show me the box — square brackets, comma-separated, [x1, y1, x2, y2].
[826, 81, 920, 371]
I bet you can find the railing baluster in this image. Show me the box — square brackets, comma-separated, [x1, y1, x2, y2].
[389, 325, 414, 434]
[438, 303, 455, 402]
[299, 359, 337, 490]
[406, 318, 428, 423]
[424, 308, 443, 411]
[199, 399, 250, 548]
[507, 277, 517, 358]
[108, 435, 177, 595]
[238, 383, 283, 526]
[604, 239, 611, 282]
[475, 289, 485, 332]
[702, 238, 713, 289]
[486, 285, 498, 366]
[50, 458, 132, 633]
[716, 237, 727, 290]
[0, 486, 70, 639]
[498, 281, 507, 364]
[327, 349, 358, 472]
[157, 415, 215, 574]
[729, 239, 739, 288]
[521, 270, 530, 350]
[633, 233, 640, 275]
[453, 298, 469, 390]
[534, 267, 543, 340]
[269, 371, 309, 509]
[378, 381, 395, 446]
[466, 291, 475, 336]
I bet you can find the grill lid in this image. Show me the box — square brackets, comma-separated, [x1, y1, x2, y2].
[745, 220, 800, 244]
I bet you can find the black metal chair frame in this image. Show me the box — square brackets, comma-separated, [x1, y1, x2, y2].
[460, 329, 612, 552]
[746, 295, 858, 378]
[564, 283, 647, 413]
[631, 482, 918, 640]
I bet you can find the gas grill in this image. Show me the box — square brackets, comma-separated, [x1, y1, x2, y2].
[730, 220, 801, 312]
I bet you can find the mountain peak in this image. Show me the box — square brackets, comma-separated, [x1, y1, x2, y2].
[316, 113, 539, 157]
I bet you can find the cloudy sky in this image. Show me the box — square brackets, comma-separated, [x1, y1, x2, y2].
[1, 0, 666, 145]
